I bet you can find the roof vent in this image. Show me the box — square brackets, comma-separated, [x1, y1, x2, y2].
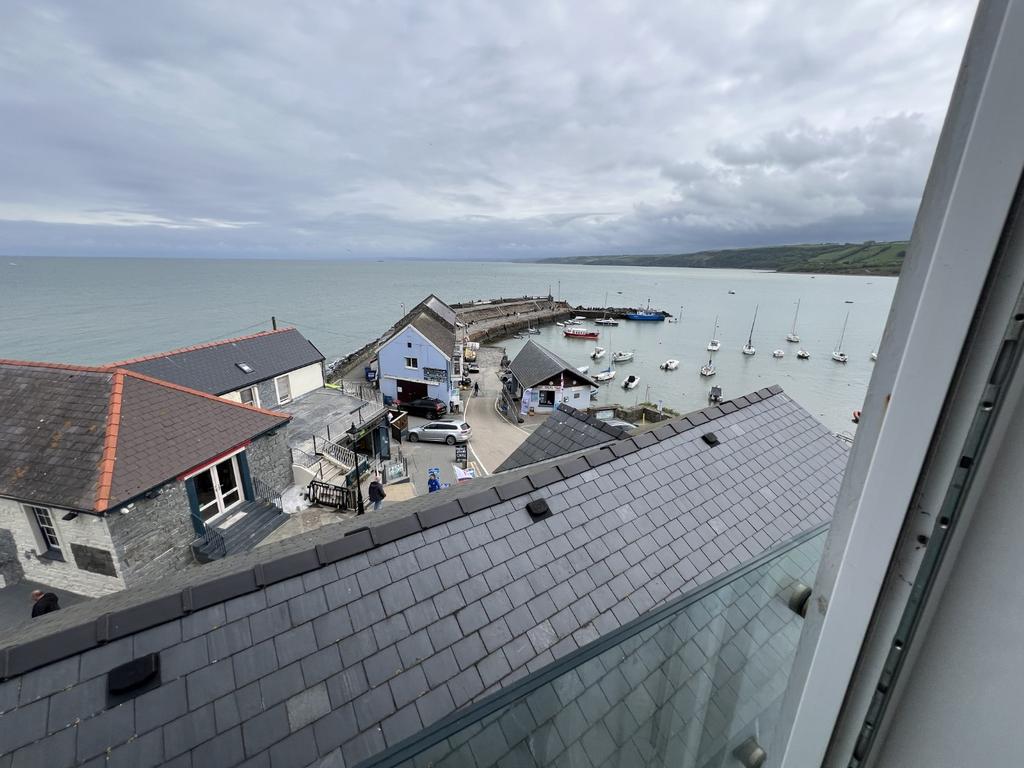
[236, 362, 254, 373]
[526, 499, 552, 520]
[108, 653, 161, 705]
[702, 432, 720, 447]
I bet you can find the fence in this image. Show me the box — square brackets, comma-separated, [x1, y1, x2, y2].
[251, 476, 283, 509]
[307, 479, 351, 509]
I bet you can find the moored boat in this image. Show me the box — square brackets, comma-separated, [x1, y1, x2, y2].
[612, 350, 634, 362]
[787, 299, 801, 343]
[660, 359, 679, 370]
[709, 385, 722, 403]
[707, 315, 721, 352]
[797, 349, 810, 359]
[576, 365, 589, 374]
[564, 327, 599, 340]
[622, 374, 639, 389]
[594, 318, 619, 326]
[699, 357, 716, 377]
[742, 305, 758, 356]
[591, 346, 606, 360]
[594, 367, 616, 382]
[772, 349, 784, 358]
[625, 298, 664, 321]
[832, 311, 850, 363]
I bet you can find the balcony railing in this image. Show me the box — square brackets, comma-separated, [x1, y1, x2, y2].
[359, 524, 828, 768]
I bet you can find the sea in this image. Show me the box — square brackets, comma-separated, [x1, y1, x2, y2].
[0, 257, 897, 434]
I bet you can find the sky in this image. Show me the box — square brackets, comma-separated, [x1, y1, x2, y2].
[0, 1, 974, 260]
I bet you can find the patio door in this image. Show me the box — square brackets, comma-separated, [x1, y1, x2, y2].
[193, 455, 244, 522]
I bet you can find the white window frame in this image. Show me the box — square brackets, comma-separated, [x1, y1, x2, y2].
[274, 374, 292, 405]
[405, 357, 418, 370]
[25, 504, 64, 561]
[185, 451, 246, 525]
[238, 385, 260, 408]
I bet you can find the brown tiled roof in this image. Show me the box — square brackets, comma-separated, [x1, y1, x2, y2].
[0, 360, 290, 513]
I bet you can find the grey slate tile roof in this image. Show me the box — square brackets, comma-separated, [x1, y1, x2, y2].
[409, 312, 457, 355]
[496, 404, 631, 472]
[113, 327, 325, 395]
[378, 295, 458, 356]
[0, 361, 290, 512]
[0, 386, 848, 767]
[508, 340, 599, 389]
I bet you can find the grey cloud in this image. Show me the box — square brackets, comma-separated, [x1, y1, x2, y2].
[0, 1, 973, 259]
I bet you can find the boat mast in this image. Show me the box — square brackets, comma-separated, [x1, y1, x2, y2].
[747, 305, 758, 347]
[836, 311, 849, 353]
[711, 314, 719, 341]
[792, 299, 800, 335]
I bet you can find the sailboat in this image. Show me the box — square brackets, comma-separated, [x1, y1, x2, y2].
[706, 316, 721, 352]
[699, 356, 716, 377]
[786, 299, 801, 343]
[594, 367, 616, 382]
[832, 312, 850, 363]
[595, 292, 619, 326]
[870, 350, 878, 362]
[742, 305, 758, 355]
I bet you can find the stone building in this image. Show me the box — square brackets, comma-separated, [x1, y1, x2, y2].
[0, 360, 293, 598]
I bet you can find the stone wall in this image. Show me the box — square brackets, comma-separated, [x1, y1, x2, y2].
[106, 482, 198, 589]
[246, 430, 293, 494]
[0, 497, 125, 597]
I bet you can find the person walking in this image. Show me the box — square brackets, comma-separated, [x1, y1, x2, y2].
[473, 381, 480, 397]
[368, 475, 386, 511]
[30, 590, 60, 618]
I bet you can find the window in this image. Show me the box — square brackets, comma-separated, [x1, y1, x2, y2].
[239, 386, 259, 407]
[275, 374, 292, 404]
[405, 357, 418, 369]
[26, 505, 63, 560]
[190, 454, 243, 522]
[407, 342, 412, 348]
[236, 362, 254, 373]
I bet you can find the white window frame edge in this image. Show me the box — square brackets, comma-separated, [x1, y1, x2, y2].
[274, 374, 292, 404]
[23, 502, 64, 557]
[239, 385, 260, 408]
[405, 357, 418, 370]
[773, 3, 1024, 766]
[182, 445, 247, 481]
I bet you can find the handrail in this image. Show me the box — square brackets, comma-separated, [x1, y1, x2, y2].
[251, 476, 283, 509]
[357, 521, 830, 768]
[321, 438, 356, 469]
[291, 446, 320, 469]
[190, 512, 226, 559]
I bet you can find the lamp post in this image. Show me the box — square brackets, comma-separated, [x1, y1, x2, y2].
[347, 423, 366, 516]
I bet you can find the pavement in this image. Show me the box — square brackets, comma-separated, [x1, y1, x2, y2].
[0, 578, 90, 634]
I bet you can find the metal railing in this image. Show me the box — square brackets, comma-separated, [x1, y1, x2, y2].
[308, 479, 351, 509]
[320, 437, 357, 468]
[291, 446, 320, 469]
[251, 476, 283, 509]
[190, 512, 226, 561]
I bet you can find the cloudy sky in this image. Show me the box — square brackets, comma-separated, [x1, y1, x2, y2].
[0, 1, 973, 260]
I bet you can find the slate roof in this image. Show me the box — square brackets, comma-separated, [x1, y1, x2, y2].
[0, 387, 848, 768]
[0, 361, 290, 512]
[423, 294, 458, 327]
[409, 310, 457, 354]
[111, 328, 325, 395]
[496, 404, 631, 472]
[508, 340, 599, 389]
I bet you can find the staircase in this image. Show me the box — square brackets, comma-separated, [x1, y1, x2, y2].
[191, 500, 287, 564]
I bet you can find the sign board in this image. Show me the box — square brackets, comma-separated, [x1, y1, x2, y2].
[454, 445, 468, 462]
[423, 367, 448, 384]
[70, 544, 118, 577]
[520, 388, 532, 416]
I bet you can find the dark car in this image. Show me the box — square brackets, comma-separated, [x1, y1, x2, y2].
[398, 397, 448, 419]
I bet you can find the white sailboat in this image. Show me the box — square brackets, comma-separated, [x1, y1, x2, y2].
[699, 356, 716, 377]
[706, 316, 721, 352]
[870, 350, 878, 362]
[832, 312, 850, 363]
[772, 349, 784, 358]
[594, 367, 616, 382]
[786, 299, 801, 343]
[742, 305, 758, 355]
[591, 346, 606, 360]
[797, 349, 810, 360]
[595, 291, 619, 325]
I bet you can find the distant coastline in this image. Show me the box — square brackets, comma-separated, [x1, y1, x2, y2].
[537, 240, 908, 276]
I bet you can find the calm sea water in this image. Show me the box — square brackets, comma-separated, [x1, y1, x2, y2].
[0, 257, 896, 433]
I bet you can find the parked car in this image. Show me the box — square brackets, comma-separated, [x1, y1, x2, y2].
[398, 397, 448, 419]
[466, 362, 480, 374]
[408, 421, 472, 445]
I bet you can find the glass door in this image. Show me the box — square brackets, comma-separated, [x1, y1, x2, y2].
[194, 455, 244, 522]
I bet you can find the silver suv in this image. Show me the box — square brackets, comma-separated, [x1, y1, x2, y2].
[407, 421, 472, 445]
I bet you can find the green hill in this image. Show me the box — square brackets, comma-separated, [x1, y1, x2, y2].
[540, 240, 908, 275]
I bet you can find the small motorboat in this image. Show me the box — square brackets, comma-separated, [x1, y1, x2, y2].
[660, 359, 679, 371]
[832, 351, 849, 363]
[699, 358, 716, 377]
[728, 290, 736, 295]
[573, 316, 587, 321]
[591, 346, 606, 360]
[622, 374, 639, 390]
[797, 349, 810, 359]
[594, 318, 619, 326]
[564, 327, 600, 339]
[576, 365, 589, 374]
[870, 350, 878, 361]
[612, 350, 634, 362]
[526, 328, 541, 335]
[594, 368, 616, 382]
[709, 385, 722, 403]
[772, 349, 784, 358]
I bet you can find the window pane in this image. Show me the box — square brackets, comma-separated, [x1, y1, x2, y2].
[240, 387, 256, 405]
[194, 470, 217, 510]
[216, 459, 238, 494]
[277, 376, 291, 402]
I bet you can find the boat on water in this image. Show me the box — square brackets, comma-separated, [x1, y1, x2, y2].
[786, 299, 801, 343]
[555, 322, 565, 327]
[707, 315, 721, 352]
[525, 327, 541, 335]
[832, 311, 850, 363]
[594, 367, 616, 382]
[870, 350, 878, 361]
[666, 305, 683, 324]
[797, 349, 811, 359]
[512, 334, 524, 340]
[709, 385, 723, 403]
[591, 346, 606, 360]
[573, 316, 587, 322]
[660, 359, 679, 370]
[564, 327, 599, 340]
[625, 298, 664, 321]
[699, 357, 716, 377]
[742, 305, 758, 355]
[563, 318, 581, 326]
[772, 349, 784, 358]
[622, 374, 639, 390]
[612, 350, 634, 362]
[728, 290, 736, 295]
[576, 365, 589, 374]
[594, 318, 619, 326]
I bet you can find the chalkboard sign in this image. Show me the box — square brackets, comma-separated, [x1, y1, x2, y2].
[454, 445, 468, 462]
[70, 544, 118, 577]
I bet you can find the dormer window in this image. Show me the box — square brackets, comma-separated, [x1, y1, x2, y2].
[236, 362, 254, 373]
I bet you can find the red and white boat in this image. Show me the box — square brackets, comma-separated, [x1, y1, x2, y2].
[563, 327, 599, 339]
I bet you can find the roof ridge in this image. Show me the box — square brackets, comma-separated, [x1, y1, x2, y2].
[119, 369, 293, 420]
[0, 359, 114, 374]
[0, 386, 794, 679]
[94, 371, 125, 512]
[105, 327, 292, 367]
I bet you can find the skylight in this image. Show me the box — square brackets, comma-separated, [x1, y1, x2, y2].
[236, 362, 254, 373]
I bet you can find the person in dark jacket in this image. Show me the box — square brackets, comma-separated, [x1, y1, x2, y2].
[368, 476, 386, 511]
[31, 590, 60, 618]
[427, 472, 441, 493]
